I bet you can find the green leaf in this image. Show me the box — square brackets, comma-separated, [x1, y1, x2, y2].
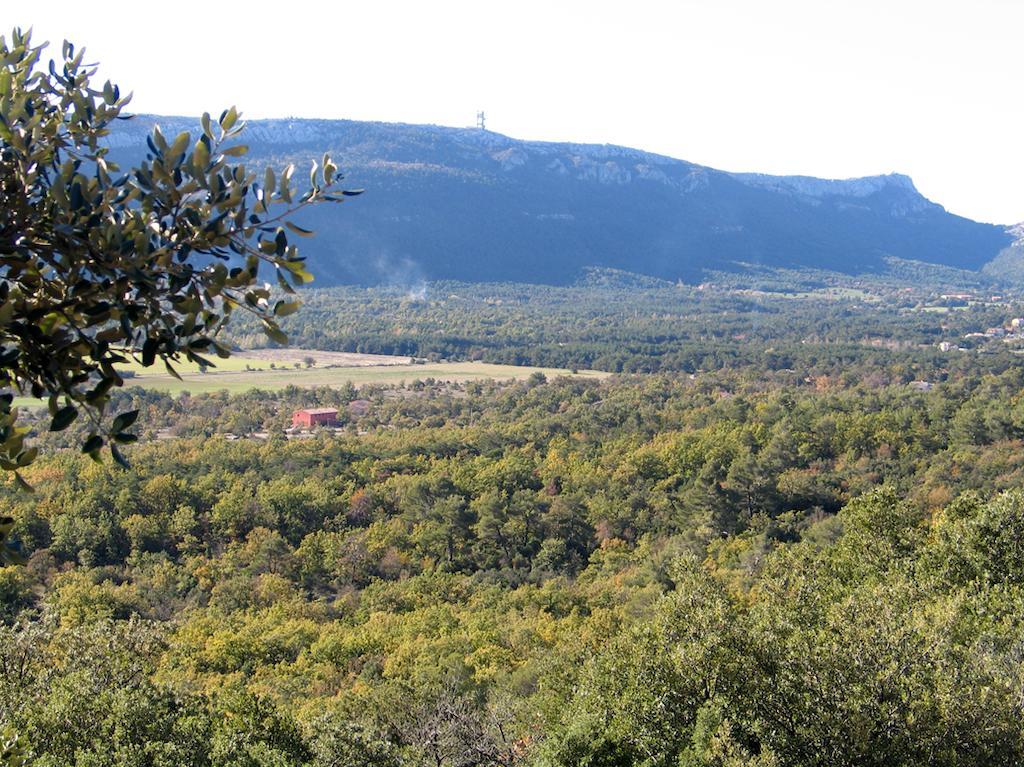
[152, 124, 168, 151]
[110, 443, 130, 469]
[49, 405, 78, 431]
[85, 376, 115, 404]
[279, 164, 295, 202]
[111, 409, 139, 433]
[193, 139, 210, 169]
[16, 447, 37, 467]
[81, 434, 104, 455]
[141, 337, 159, 367]
[261, 322, 289, 345]
[169, 131, 190, 160]
[292, 268, 314, 284]
[220, 106, 239, 132]
[274, 300, 301, 317]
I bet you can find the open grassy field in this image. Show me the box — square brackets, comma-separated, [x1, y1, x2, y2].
[115, 348, 416, 375]
[735, 286, 881, 302]
[11, 351, 607, 409]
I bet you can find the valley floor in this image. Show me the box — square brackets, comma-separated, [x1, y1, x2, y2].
[11, 352, 605, 408]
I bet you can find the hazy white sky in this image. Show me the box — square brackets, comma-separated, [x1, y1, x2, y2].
[17, 0, 1024, 224]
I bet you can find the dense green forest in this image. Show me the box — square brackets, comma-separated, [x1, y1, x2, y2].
[5, 289, 1024, 765]
[223, 279, 1024, 374]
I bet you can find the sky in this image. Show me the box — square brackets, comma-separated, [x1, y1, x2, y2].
[16, 0, 1024, 224]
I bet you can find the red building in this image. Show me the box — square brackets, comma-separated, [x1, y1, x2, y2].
[291, 407, 339, 429]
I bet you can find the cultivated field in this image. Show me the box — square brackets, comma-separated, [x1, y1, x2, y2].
[11, 350, 606, 408]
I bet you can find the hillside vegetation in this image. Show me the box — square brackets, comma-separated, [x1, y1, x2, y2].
[6, 344, 1024, 764]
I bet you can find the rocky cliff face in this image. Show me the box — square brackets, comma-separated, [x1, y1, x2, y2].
[106, 116, 1014, 286]
[731, 173, 937, 215]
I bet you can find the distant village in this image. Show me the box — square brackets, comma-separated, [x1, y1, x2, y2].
[942, 311, 1024, 353]
[915, 292, 1024, 353]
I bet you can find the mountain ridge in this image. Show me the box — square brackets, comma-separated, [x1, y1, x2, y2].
[106, 115, 1014, 286]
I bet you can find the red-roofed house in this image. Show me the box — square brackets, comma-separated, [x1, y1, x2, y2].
[292, 408, 339, 429]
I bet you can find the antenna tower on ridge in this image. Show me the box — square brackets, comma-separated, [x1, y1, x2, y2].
[476, 111, 486, 131]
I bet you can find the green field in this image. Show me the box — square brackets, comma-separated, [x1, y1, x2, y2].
[738, 286, 881, 301]
[11, 358, 606, 410]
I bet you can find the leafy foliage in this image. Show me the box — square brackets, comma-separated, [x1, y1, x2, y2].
[0, 27, 358, 486]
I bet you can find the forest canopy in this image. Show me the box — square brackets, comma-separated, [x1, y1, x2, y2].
[4, 365, 1024, 764]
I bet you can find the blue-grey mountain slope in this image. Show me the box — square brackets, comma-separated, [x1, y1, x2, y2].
[107, 116, 1014, 286]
